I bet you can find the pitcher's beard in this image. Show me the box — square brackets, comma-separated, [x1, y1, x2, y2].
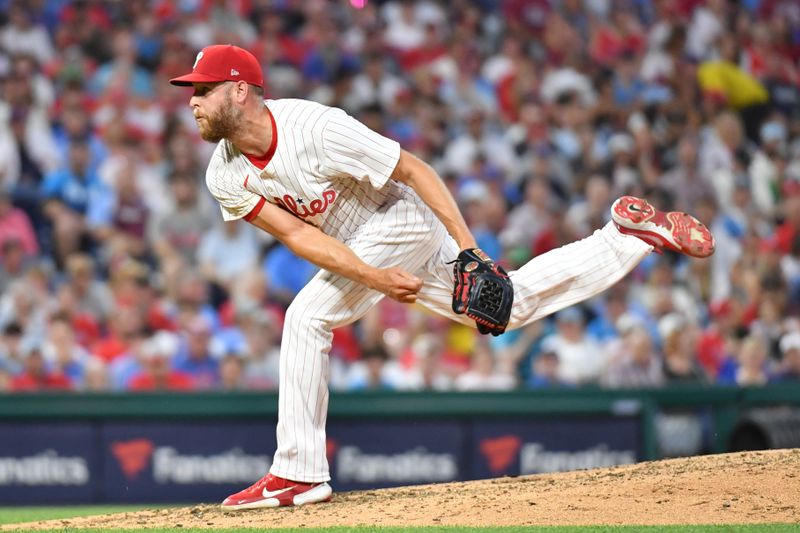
[198, 93, 241, 143]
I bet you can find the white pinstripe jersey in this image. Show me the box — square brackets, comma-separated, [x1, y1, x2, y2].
[205, 98, 402, 241]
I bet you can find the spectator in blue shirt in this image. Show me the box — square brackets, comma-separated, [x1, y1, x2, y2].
[52, 106, 108, 178]
[262, 245, 318, 304]
[40, 139, 109, 265]
[41, 140, 100, 214]
[527, 349, 573, 389]
[88, 29, 154, 99]
[346, 345, 395, 391]
[172, 315, 219, 390]
[612, 50, 646, 108]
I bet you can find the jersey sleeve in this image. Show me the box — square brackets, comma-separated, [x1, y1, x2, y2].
[321, 108, 401, 190]
[205, 148, 265, 222]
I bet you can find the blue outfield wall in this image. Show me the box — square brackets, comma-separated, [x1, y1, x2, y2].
[0, 385, 797, 504]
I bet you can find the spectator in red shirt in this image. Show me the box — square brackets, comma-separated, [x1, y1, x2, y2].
[776, 187, 800, 255]
[128, 331, 192, 391]
[590, 6, 645, 66]
[0, 190, 38, 259]
[11, 344, 72, 392]
[91, 306, 145, 363]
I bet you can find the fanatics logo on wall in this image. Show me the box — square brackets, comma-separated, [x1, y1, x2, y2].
[479, 435, 521, 474]
[112, 439, 155, 481]
[110, 439, 272, 485]
[335, 446, 458, 483]
[519, 443, 636, 474]
[151, 447, 271, 484]
[0, 450, 89, 486]
[473, 419, 641, 478]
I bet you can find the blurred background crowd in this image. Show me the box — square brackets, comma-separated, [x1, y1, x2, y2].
[0, 0, 798, 394]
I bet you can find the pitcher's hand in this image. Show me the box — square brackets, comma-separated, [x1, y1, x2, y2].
[369, 267, 423, 303]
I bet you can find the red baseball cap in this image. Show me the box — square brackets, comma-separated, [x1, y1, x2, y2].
[170, 44, 264, 88]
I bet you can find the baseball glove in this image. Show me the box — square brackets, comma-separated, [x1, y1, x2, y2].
[450, 248, 514, 336]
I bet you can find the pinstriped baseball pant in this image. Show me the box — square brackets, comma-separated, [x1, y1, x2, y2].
[269, 195, 652, 483]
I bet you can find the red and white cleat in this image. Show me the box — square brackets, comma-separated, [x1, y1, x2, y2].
[611, 196, 715, 258]
[221, 473, 333, 511]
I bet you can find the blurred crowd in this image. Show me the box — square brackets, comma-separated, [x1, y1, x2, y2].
[0, 0, 799, 394]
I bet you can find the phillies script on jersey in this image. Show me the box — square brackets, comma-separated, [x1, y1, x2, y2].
[274, 191, 337, 219]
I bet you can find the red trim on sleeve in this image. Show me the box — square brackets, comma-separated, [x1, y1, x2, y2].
[244, 108, 279, 170]
[244, 196, 267, 222]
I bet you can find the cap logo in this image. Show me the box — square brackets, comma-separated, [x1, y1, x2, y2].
[231, 68, 240, 77]
[193, 51, 204, 70]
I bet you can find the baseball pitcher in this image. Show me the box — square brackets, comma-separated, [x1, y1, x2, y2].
[169, 45, 715, 510]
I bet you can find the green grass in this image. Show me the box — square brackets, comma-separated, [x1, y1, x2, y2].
[0, 505, 155, 524]
[0, 507, 798, 533]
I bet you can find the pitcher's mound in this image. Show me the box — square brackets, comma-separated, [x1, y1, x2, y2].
[6, 449, 800, 530]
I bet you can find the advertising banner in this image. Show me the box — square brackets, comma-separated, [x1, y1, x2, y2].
[327, 420, 463, 490]
[102, 422, 275, 502]
[0, 414, 642, 503]
[472, 417, 641, 478]
[0, 423, 96, 504]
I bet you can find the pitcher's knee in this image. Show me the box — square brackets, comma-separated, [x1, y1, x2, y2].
[283, 299, 331, 337]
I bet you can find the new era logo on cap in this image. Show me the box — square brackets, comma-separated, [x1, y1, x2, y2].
[170, 44, 264, 88]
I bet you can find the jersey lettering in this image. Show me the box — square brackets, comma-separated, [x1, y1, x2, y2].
[274, 190, 337, 219]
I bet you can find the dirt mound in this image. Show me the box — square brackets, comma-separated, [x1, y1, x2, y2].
[5, 449, 799, 529]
